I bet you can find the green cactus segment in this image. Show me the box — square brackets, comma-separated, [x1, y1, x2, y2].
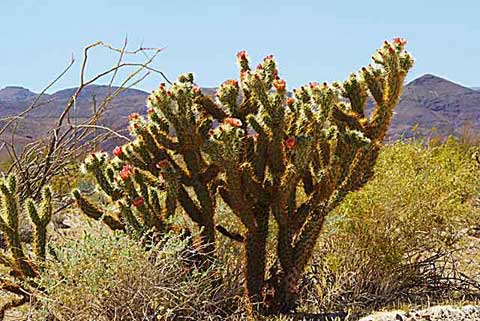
[26, 186, 52, 261]
[0, 174, 55, 316]
[0, 176, 39, 279]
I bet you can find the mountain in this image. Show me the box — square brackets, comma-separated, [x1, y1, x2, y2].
[472, 87, 480, 91]
[387, 74, 480, 140]
[0, 74, 479, 156]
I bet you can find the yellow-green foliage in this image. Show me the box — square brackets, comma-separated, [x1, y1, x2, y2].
[308, 140, 480, 311]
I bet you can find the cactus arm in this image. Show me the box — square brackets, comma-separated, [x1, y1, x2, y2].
[0, 180, 38, 278]
[194, 95, 228, 120]
[215, 224, 245, 243]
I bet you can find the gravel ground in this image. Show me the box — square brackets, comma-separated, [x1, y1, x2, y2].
[359, 305, 480, 321]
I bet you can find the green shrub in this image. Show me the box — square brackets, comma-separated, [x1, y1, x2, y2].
[302, 141, 480, 312]
[35, 231, 244, 321]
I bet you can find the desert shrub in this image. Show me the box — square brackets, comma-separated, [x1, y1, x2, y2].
[35, 231, 244, 321]
[300, 140, 480, 312]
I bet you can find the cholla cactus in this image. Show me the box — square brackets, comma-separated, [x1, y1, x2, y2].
[74, 73, 219, 256]
[203, 38, 413, 314]
[0, 174, 53, 319]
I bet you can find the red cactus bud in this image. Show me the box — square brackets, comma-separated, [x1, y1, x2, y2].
[119, 164, 133, 181]
[273, 79, 286, 91]
[392, 37, 407, 46]
[285, 136, 296, 149]
[309, 82, 319, 89]
[388, 46, 395, 54]
[113, 146, 123, 157]
[156, 159, 170, 169]
[237, 50, 248, 60]
[193, 85, 201, 94]
[132, 197, 144, 207]
[147, 107, 155, 114]
[224, 79, 238, 87]
[128, 113, 140, 121]
[166, 91, 172, 97]
[224, 117, 242, 127]
[287, 98, 295, 105]
[208, 129, 214, 136]
[264, 54, 274, 61]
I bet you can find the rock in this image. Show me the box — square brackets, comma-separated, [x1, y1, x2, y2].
[359, 305, 480, 321]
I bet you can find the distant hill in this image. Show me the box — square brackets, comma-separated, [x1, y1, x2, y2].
[0, 74, 479, 155]
[388, 74, 480, 140]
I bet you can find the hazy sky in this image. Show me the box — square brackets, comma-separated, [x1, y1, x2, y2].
[1, 0, 478, 93]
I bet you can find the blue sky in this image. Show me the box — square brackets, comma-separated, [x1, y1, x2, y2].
[0, 0, 478, 93]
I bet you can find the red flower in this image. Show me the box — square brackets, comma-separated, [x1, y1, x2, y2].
[132, 197, 144, 207]
[224, 79, 238, 87]
[156, 159, 170, 169]
[113, 146, 123, 157]
[224, 117, 242, 128]
[237, 50, 247, 60]
[128, 113, 140, 121]
[147, 107, 155, 114]
[264, 54, 274, 61]
[284, 136, 296, 149]
[119, 164, 133, 181]
[286, 98, 295, 106]
[392, 37, 407, 46]
[273, 79, 286, 91]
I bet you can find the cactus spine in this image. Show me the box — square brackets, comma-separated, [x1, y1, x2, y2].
[0, 174, 53, 319]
